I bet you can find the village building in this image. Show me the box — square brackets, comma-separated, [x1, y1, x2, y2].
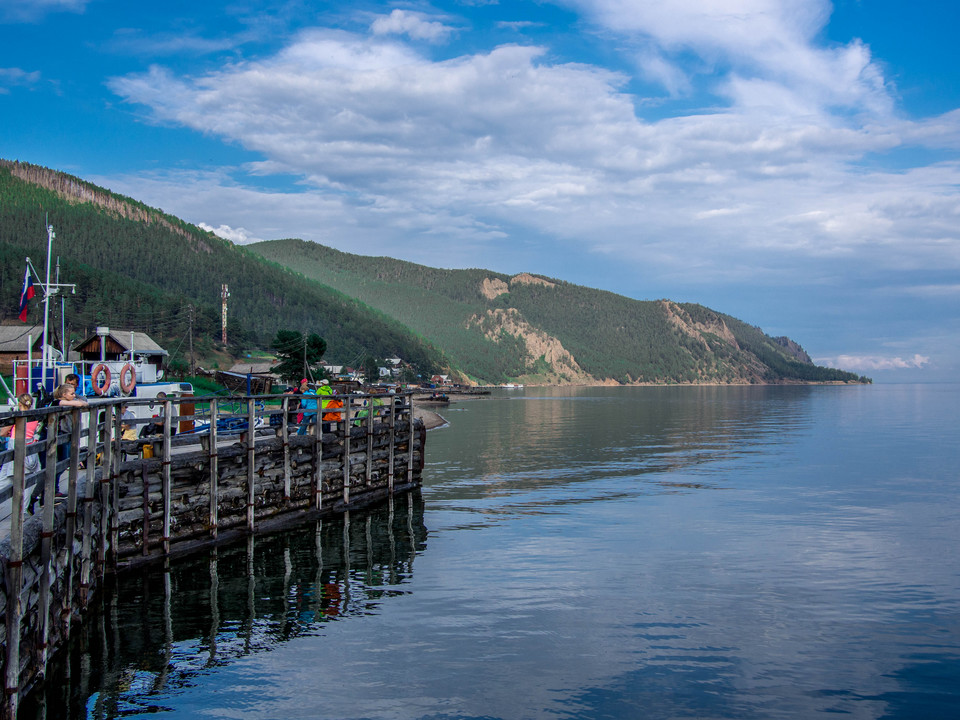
[0, 324, 44, 376]
[73, 328, 168, 382]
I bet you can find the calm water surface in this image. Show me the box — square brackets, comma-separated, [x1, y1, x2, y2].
[26, 384, 960, 719]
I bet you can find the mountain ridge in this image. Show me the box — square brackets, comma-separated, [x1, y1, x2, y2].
[248, 238, 868, 385]
[0, 159, 867, 385]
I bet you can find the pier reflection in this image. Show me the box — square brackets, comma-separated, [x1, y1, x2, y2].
[20, 491, 427, 720]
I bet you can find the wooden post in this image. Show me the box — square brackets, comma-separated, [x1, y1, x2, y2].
[281, 397, 291, 501]
[98, 404, 114, 572]
[80, 407, 98, 607]
[111, 407, 122, 565]
[162, 399, 172, 556]
[4, 416, 26, 713]
[246, 399, 255, 532]
[365, 398, 374, 486]
[406, 395, 415, 485]
[388, 398, 396, 494]
[38, 420, 58, 673]
[313, 414, 322, 511]
[141, 465, 150, 555]
[208, 400, 219, 541]
[63, 408, 82, 633]
[342, 399, 352, 506]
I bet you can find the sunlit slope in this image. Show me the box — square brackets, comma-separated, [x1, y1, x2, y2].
[250, 238, 865, 385]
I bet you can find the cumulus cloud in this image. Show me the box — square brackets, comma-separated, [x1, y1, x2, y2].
[370, 9, 455, 43]
[559, 0, 892, 114]
[815, 354, 931, 372]
[105, 20, 960, 286]
[102, 3, 960, 340]
[198, 222, 262, 245]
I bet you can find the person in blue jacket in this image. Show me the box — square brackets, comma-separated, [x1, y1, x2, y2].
[297, 383, 318, 435]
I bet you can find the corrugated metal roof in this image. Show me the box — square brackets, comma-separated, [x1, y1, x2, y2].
[0, 325, 44, 352]
[74, 330, 168, 356]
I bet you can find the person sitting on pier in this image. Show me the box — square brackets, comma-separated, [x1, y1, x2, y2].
[297, 383, 319, 435]
[285, 381, 305, 426]
[141, 392, 177, 438]
[0, 393, 40, 482]
[65, 372, 82, 396]
[53, 383, 89, 464]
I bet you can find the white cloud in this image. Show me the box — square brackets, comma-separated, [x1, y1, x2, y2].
[814, 354, 930, 372]
[197, 222, 261, 245]
[0, 0, 86, 23]
[370, 9, 455, 43]
[104, 13, 960, 297]
[559, 0, 892, 115]
[0, 67, 41, 93]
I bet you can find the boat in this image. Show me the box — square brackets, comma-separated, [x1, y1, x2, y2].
[4, 225, 194, 431]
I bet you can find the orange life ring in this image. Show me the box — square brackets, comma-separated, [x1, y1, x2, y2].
[91, 363, 112, 396]
[119, 363, 137, 394]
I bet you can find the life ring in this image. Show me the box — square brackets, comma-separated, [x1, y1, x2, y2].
[119, 363, 137, 394]
[91, 363, 112, 396]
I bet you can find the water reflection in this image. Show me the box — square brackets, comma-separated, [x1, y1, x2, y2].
[427, 386, 816, 515]
[20, 492, 427, 719]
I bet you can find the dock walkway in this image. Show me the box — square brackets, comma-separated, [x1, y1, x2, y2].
[0, 391, 425, 718]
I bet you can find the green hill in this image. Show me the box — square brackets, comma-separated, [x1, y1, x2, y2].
[0, 159, 867, 386]
[248, 239, 868, 385]
[0, 160, 443, 376]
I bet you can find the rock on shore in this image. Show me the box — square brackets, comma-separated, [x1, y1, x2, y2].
[413, 405, 447, 430]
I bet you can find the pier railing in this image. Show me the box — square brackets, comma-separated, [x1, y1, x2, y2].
[0, 391, 425, 718]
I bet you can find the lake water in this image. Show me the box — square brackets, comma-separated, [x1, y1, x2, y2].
[24, 384, 960, 719]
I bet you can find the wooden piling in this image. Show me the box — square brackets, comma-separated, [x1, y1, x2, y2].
[208, 400, 219, 541]
[80, 407, 98, 606]
[365, 402, 374, 486]
[343, 401, 352, 506]
[388, 400, 396, 494]
[162, 400, 172, 556]
[246, 401, 255, 533]
[63, 409, 82, 635]
[98, 405, 114, 572]
[281, 397, 291, 501]
[38, 423, 58, 674]
[4, 416, 27, 715]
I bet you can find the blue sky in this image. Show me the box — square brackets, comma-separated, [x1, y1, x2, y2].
[2, 0, 959, 381]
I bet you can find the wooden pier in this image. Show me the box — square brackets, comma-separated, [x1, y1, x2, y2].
[0, 392, 425, 718]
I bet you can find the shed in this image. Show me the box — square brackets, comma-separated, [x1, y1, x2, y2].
[73, 329, 168, 377]
[0, 325, 44, 375]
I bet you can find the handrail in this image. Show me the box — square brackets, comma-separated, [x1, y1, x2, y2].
[0, 391, 414, 513]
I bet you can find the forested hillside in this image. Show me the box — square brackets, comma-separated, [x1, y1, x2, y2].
[250, 239, 867, 385]
[0, 159, 866, 386]
[0, 160, 442, 374]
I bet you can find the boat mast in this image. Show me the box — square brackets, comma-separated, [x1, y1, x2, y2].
[40, 224, 54, 390]
[31, 222, 77, 392]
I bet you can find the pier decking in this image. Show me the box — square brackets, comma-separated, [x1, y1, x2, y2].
[0, 392, 425, 718]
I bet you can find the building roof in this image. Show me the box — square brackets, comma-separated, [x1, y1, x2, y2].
[227, 361, 279, 375]
[0, 325, 44, 353]
[74, 329, 168, 356]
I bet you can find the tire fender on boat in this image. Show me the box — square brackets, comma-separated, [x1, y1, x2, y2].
[91, 363, 112, 396]
[119, 363, 137, 394]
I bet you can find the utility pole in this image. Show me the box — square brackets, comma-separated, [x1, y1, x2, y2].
[220, 284, 230, 346]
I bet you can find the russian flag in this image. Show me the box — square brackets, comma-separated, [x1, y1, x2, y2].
[18, 264, 35, 322]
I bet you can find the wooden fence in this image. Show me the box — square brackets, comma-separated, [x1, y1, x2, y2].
[0, 392, 425, 718]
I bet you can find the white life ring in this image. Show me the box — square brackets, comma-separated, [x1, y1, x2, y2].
[91, 363, 112, 396]
[119, 363, 137, 394]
